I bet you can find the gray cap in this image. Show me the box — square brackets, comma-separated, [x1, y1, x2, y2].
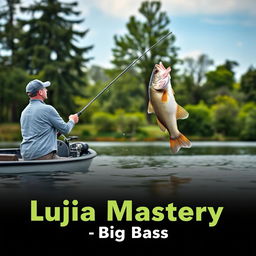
[26, 79, 51, 94]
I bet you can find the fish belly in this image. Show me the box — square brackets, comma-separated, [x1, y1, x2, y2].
[150, 90, 180, 137]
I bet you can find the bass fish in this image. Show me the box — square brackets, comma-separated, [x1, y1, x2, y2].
[148, 62, 192, 153]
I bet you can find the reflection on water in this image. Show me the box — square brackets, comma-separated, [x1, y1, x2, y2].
[152, 176, 192, 198]
[0, 142, 256, 203]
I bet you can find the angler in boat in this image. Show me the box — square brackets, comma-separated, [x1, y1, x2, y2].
[0, 79, 96, 173]
[20, 79, 79, 161]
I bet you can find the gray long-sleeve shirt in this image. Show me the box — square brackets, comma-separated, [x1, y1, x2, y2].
[20, 99, 75, 160]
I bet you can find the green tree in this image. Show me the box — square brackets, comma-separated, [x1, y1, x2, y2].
[178, 102, 213, 137]
[73, 65, 107, 123]
[111, 1, 179, 121]
[115, 110, 146, 135]
[206, 67, 233, 90]
[100, 69, 145, 113]
[240, 66, 256, 102]
[221, 60, 239, 77]
[0, 0, 29, 122]
[0, 0, 21, 65]
[18, 0, 93, 115]
[204, 60, 238, 105]
[240, 109, 256, 141]
[74, 66, 145, 122]
[175, 54, 213, 105]
[183, 54, 214, 86]
[91, 112, 116, 133]
[0, 67, 29, 122]
[238, 102, 256, 140]
[211, 95, 239, 137]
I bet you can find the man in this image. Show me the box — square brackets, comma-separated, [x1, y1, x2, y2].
[20, 79, 79, 160]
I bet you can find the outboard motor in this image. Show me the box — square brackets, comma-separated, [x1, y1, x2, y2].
[69, 142, 89, 157]
[57, 135, 89, 157]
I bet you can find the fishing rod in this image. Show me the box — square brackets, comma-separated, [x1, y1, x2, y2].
[77, 31, 172, 117]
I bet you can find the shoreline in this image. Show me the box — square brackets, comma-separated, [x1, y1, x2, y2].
[0, 123, 254, 143]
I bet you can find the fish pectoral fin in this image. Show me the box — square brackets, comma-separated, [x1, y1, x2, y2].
[147, 101, 155, 114]
[161, 90, 168, 102]
[156, 118, 167, 132]
[176, 105, 189, 120]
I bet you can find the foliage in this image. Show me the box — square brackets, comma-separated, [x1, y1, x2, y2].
[202, 60, 238, 105]
[0, 0, 21, 65]
[183, 54, 214, 86]
[73, 95, 101, 123]
[0, 123, 22, 141]
[238, 102, 256, 140]
[115, 110, 146, 134]
[17, 0, 93, 116]
[240, 109, 256, 140]
[111, 1, 179, 120]
[238, 102, 255, 123]
[240, 66, 256, 102]
[211, 95, 239, 136]
[175, 54, 213, 105]
[100, 69, 145, 113]
[178, 102, 213, 136]
[0, 66, 29, 122]
[87, 65, 110, 85]
[0, 0, 29, 122]
[91, 111, 146, 134]
[91, 112, 116, 132]
[77, 66, 145, 117]
[206, 66, 234, 89]
[0, 0, 93, 121]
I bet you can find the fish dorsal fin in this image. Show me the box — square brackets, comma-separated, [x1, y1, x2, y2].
[156, 118, 166, 132]
[176, 105, 189, 120]
[147, 101, 155, 114]
[161, 90, 168, 102]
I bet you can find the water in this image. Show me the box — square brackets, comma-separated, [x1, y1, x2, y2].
[1, 141, 255, 254]
[0, 141, 255, 205]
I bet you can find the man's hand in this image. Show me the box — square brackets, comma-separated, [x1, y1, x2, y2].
[69, 114, 79, 124]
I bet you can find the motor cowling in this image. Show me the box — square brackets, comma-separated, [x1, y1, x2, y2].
[69, 142, 89, 157]
[57, 139, 89, 157]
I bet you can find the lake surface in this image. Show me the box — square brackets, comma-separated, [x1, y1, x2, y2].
[1, 141, 255, 254]
[0, 141, 256, 206]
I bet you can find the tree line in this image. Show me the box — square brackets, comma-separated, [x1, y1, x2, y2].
[0, 0, 255, 140]
[0, 0, 92, 121]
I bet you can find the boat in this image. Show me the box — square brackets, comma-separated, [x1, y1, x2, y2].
[0, 139, 97, 174]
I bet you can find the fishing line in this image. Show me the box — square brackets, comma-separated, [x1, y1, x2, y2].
[77, 32, 172, 116]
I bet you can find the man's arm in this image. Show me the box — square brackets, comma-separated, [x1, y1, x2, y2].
[47, 106, 79, 134]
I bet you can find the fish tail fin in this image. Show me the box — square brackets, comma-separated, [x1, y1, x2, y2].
[170, 133, 192, 154]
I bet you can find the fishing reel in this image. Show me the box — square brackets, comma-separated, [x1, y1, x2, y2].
[57, 135, 88, 157]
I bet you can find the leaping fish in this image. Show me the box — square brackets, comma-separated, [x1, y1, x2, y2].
[148, 62, 192, 153]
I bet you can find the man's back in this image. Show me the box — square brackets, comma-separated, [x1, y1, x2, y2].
[20, 99, 74, 160]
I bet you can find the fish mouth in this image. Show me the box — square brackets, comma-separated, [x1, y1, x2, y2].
[152, 74, 170, 91]
[152, 62, 171, 90]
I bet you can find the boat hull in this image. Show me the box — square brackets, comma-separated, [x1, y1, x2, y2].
[0, 148, 97, 174]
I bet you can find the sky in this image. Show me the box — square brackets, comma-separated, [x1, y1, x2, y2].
[21, 0, 256, 79]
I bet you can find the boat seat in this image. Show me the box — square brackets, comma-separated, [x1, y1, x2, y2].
[0, 154, 19, 161]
